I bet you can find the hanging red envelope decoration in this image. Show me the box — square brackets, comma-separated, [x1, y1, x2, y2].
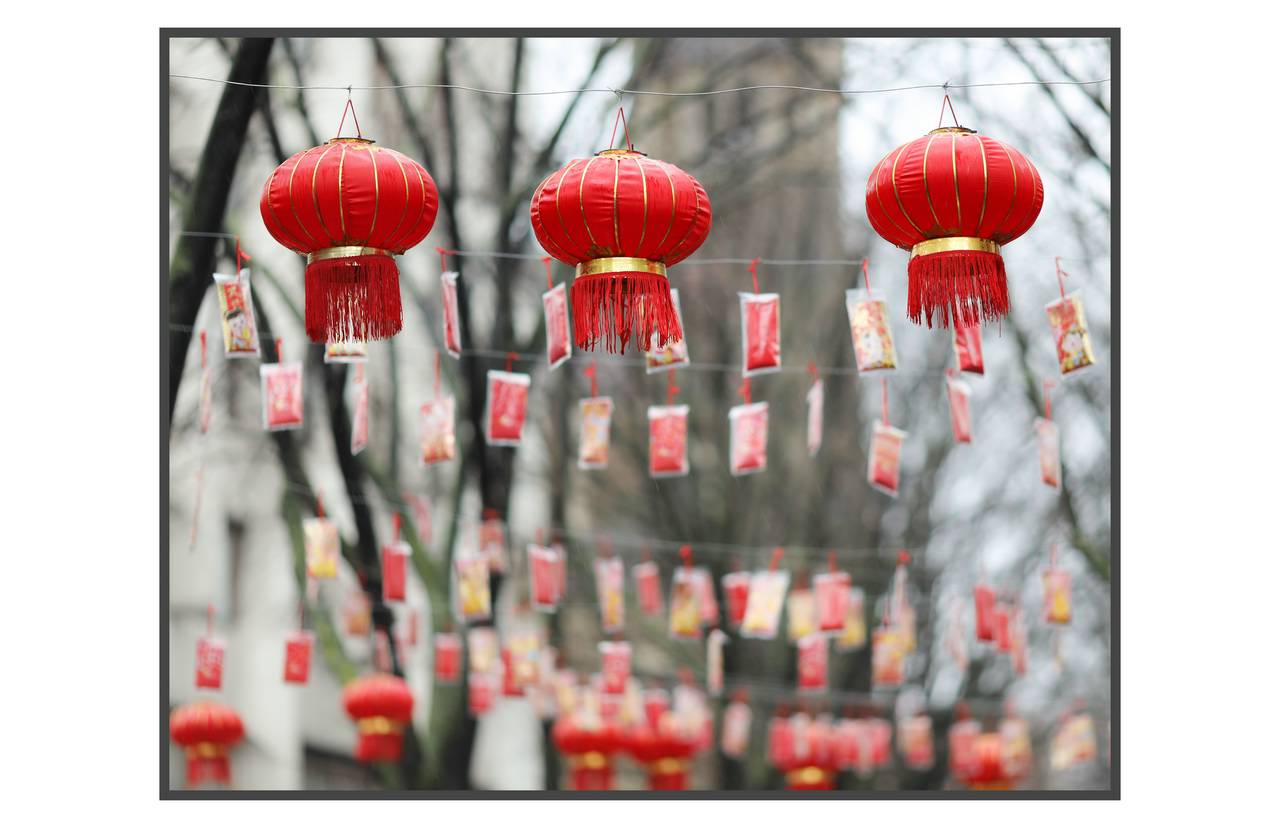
[484, 370, 531, 446]
[283, 631, 313, 684]
[648, 404, 689, 478]
[543, 280, 573, 369]
[954, 322, 985, 374]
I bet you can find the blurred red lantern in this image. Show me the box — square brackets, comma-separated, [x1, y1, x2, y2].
[342, 673, 414, 763]
[260, 113, 439, 343]
[624, 720, 701, 790]
[551, 717, 622, 790]
[865, 115, 1043, 329]
[169, 700, 244, 787]
[768, 711, 839, 790]
[530, 145, 712, 354]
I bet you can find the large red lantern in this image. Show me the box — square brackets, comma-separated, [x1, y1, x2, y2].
[865, 119, 1043, 329]
[342, 673, 415, 763]
[552, 716, 622, 790]
[530, 146, 712, 354]
[260, 117, 439, 343]
[169, 700, 244, 787]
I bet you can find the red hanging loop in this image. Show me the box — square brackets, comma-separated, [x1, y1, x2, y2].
[433, 352, 442, 397]
[206, 603, 214, 636]
[434, 246, 455, 273]
[275, 337, 284, 362]
[748, 259, 761, 294]
[1043, 377, 1056, 420]
[1055, 257, 1068, 300]
[584, 361, 599, 398]
[391, 513, 402, 544]
[315, 492, 325, 518]
[680, 544, 693, 570]
[608, 107, 633, 151]
[937, 93, 961, 129]
[505, 352, 518, 373]
[535, 527, 544, 546]
[666, 370, 680, 405]
[541, 256, 554, 290]
[199, 330, 207, 369]
[334, 97, 364, 139]
[299, 598, 306, 631]
[768, 547, 784, 572]
[807, 360, 819, 383]
[861, 258, 871, 291]
[739, 377, 752, 405]
[881, 377, 890, 425]
[827, 551, 837, 574]
[235, 238, 251, 281]
[1050, 542, 1058, 570]
[898, 550, 911, 567]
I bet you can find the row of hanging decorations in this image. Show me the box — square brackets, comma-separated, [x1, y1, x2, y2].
[176, 492, 1087, 788]
[204, 249, 1091, 494]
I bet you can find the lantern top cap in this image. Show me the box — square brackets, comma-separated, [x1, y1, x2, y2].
[595, 147, 647, 158]
[327, 136, 377, 146]
[927, 126, 976, 136]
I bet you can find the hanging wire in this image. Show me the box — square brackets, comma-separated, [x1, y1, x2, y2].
[169, 74, 1109, 97]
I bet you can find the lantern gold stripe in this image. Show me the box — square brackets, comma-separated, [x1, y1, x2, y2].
[579, 157, 599, 249]
[266, 161, 309, 252]
[952, 134, 962, 231]
[612, 156, 621, 251]
[871, 154, 913, 247]
[890, 145, 925, 237]
[667, 168, 702, 264]
[311, 143, 339, 245]
[367, 144, 381, 242]
[383, 149, 411, 251]
[655, 160, 678, 254]
[337, 144, 349, 241]
[634, 156, 648, 253]
[921, 134, 944, 231]
[554, 159, 583, 258]
[977, 136, 990, 232]
[996, 142, 1019, 238]
[287, 147, 320, 247]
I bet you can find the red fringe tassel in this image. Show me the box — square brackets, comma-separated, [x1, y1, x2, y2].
[185, 756, 231, 786]
[354, 732, 405, 764]
[570, 271, 682, 354]
[907, 249, 1009, 329]
[304, 254, 403, 343]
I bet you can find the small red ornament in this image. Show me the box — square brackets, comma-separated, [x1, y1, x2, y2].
[552, 717, 622, 790]
[169, 700, 244, 787]
[259, 108, 439, 343]
[283, 631, 313, 684]
[530, 143, 712, 354]
[865, 107, 1044, 329]
[342, 673, 414, 763]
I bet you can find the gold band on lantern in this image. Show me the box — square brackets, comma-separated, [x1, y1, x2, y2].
[185, 742, 226, 759]
[307, 246, 395, 264]
[785, 766, 831, 787]
[356, 716, 404, 735]
[909, 237, 1001, 259]
[575, 257, 668, 279]
[569, 751, 609, 770]
[648, 757, 688, 775]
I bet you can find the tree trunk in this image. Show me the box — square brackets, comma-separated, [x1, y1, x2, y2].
[168, 37, 274, 422]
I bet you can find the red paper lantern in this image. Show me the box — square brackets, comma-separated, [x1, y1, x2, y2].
[551, 717, 622, 790]
[260, 131, 439, 343]
[865, 124, 1043, 329]
[169, 700, 244, 786]
[530, 147, 712, 353]
[624, 721, 701, 790]
[342, 673, 415, 763]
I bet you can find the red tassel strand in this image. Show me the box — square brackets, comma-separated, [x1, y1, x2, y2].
[570, 271, 682, 354]
[906, 250, 1009, 329]
[304, 255, 403, 343]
